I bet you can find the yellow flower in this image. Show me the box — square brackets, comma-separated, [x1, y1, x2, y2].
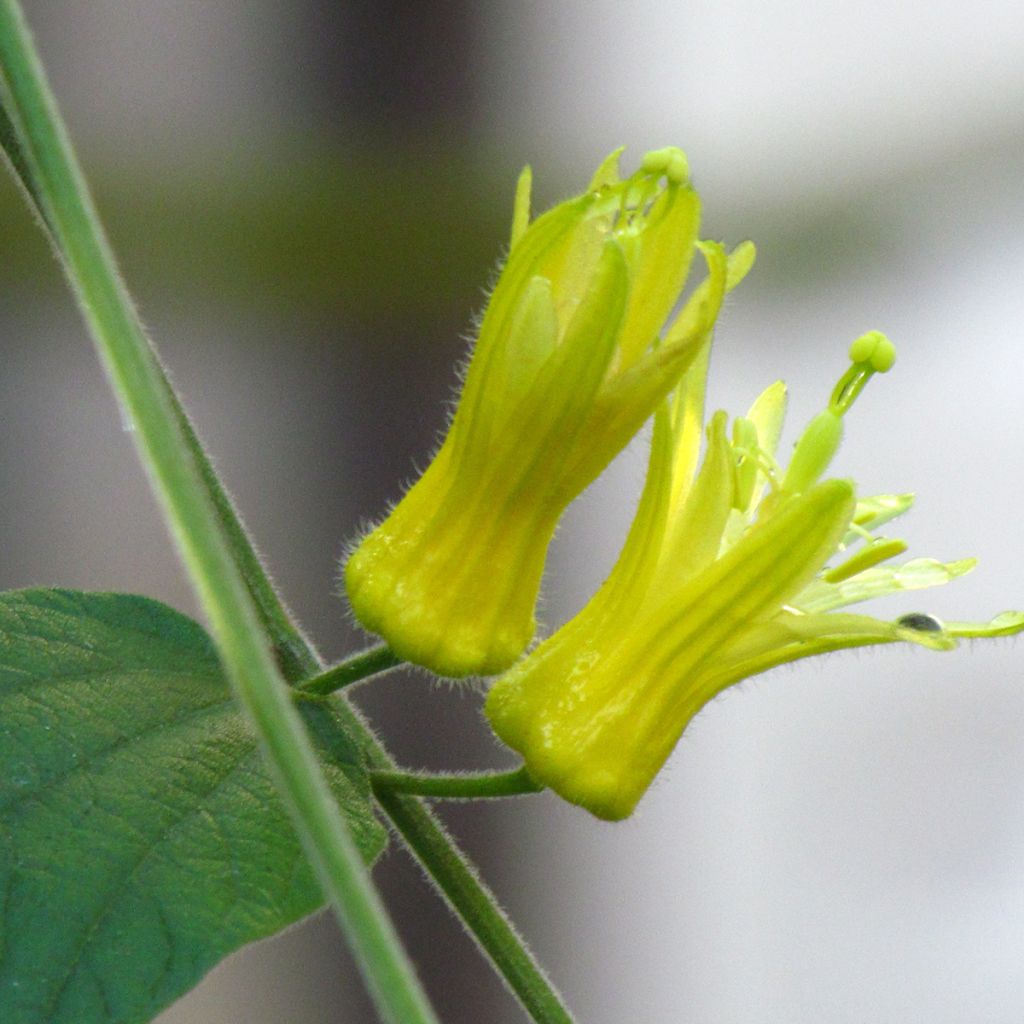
[486, 332, 1024, 820]
[345, 147, 754, 677]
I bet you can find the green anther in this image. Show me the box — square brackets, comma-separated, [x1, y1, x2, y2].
[640, 146, 689, 185]
[782, 410, 843, 494]
[848, 330, 897, 372]
[824, 537, 909, 583]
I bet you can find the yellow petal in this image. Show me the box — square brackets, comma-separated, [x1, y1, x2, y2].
[615, 185, 701, 369]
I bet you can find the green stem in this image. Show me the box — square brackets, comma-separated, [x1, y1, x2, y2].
[371, 767, 544, 800]
[300, 644, 402, 696]
[0, 7, 437, 1024]
[166, 385, 322, 682]
[0, 22, 576, 1023]
[374, 783, 573, 1024]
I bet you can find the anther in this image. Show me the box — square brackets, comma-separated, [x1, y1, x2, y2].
[824, 537, 908, 583]
[639, 147, 689, 186]
[828, 332, 898, 416]
[848, 330, 897, 373]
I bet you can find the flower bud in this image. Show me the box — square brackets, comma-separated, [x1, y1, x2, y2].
[345, 149, 754, 676]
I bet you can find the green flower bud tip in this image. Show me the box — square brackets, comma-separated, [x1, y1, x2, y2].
[486, 334, 1023, 820]
[345, 147, 754, 677]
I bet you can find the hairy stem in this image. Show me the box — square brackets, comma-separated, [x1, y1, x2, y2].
[0, 6, 437, 1022]
[374, 783, 573, 1024]
[371, 767, 544, 800]
[300, 644, 403, 695]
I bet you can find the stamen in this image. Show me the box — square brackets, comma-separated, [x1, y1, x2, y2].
[824, 537, 908, 583]
[640, 146, 689, 186]
[829, 331, 897, 416]
[782, 332, 899, 496]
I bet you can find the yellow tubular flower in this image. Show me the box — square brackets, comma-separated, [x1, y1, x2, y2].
[345, 147, 755, 677]
[486, 332, 1024, 820]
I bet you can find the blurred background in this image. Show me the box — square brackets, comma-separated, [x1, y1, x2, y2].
[2, 1, 1024, 1021]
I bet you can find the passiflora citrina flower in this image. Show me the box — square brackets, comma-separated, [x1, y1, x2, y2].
[345, 147, 755, 677]
[486, 331, 1024, 820]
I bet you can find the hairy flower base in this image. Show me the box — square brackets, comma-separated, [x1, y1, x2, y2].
[345, 452, 562, 677]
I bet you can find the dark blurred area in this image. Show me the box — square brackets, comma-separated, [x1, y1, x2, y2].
[4, 2, 1024, 1023]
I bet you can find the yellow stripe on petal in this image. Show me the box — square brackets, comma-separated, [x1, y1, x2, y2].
[450, 193, 596, 467]
[490, 275, 559, 406]
[664, 240, 752, 349]
[645, 480, 856, 673]
[591, 401, 678, 620]
[494, 239, 629, 494]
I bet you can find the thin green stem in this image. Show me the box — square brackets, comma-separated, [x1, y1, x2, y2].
[371, 767, 544, 800]
[0, 20, 576, 1021]
[0, 6, 437, 1024]
[374, 783, 574, 1024]
[300, 644, 403, 696]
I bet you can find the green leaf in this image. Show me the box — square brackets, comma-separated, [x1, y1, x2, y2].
[0, 589, 386, 1024]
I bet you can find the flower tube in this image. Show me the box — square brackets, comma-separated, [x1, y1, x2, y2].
[346, 147, 753, 677]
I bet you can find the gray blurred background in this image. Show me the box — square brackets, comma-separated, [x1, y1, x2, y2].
[2, 2, 1023, 1022]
